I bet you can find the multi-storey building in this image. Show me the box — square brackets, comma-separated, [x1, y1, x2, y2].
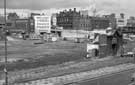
[116, 13, 126, 28]
[90, 17, 110, 30]
[103, 13, 117, 29]
[127, 16, 135, 27]
[34, 15, 51, 34]
[57, 8, 111, 31]
[57, 8, 92, 31]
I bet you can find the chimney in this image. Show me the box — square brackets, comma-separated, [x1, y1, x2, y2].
[120, 13, 124, 19]
[69, 9, 72, 12]
[110, 13, 115, 18]
[74, 8, 76, 12]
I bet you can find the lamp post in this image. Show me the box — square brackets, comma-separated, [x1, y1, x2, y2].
[4, 0, 8, 84]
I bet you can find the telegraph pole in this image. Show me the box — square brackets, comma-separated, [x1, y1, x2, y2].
[4, 0, 8, 84]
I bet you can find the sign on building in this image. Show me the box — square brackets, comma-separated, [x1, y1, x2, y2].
[34, 15, 51, 34]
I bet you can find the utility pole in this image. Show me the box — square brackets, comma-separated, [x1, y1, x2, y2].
[4, 0, 8, 84]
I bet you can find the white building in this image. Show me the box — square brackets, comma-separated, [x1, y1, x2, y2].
[34, 15, 51, 35]
[116, 13, 127, 27]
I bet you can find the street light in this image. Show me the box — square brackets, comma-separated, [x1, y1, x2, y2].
[4, 0, 8, 84]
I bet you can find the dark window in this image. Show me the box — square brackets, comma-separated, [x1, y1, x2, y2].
[6, 23, 12, 26]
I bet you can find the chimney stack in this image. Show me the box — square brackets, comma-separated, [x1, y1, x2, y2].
[74, 8, 76, 12]
[120, 13, 124, 19]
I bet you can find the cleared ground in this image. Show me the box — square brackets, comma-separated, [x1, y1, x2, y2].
[0, 37, 135, 80]
[0, 38, 135, 83]
[0, 40, 86, 71]
[0, 37, 135, 71]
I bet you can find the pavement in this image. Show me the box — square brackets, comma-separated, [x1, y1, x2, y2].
[12, 63, 135, 85]
[72, 68, 135, 85]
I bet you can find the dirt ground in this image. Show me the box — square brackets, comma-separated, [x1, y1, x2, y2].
[0, 38, 135, 83]
[0, 38, 134, 73]
[0, 40, 87, 71]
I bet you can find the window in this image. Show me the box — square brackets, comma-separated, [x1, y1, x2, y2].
[6, 23, 12, 26]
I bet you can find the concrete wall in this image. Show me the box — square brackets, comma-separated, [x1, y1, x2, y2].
[62, 30, 89, 39]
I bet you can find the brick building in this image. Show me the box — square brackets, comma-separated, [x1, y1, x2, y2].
[7, 19, 31, 33]
[103, 13, 117, 29]
[57, 8, 111, 31]
[90, 17, 110, 30]
[87, 28, 123, 58]
[57, 8, 92, 31]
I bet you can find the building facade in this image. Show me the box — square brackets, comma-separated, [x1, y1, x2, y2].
[57, 8, 111, 31]
[34, 15, 51, 35]
[103, 13, 117, 29]
[127, 16, 135, 27]
[90, 17, 110, 30]
[7, 19, 30, 33]
[7, 13, 19, 20]
[116, 13, 126, 28]
[87, 29, 123, 58]
[57, 8, 92, 31]
[51, 13, 57, 26]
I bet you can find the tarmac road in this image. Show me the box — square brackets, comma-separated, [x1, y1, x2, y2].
[66, 69, 135, 85]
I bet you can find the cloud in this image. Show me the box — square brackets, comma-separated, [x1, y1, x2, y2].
[0, 0, 134, 16]
[0, 0, 89, 9]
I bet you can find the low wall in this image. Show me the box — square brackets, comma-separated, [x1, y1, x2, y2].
[62, 30, 89, 39]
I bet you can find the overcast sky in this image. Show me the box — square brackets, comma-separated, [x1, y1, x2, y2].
[0, 0, 134, 16]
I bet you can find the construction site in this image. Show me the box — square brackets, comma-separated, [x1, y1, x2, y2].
[0, 1, 135, 84]
[0, 26, 135, 85]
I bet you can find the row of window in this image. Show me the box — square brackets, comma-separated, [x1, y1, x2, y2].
[36, 26, 50, 28]
[36, 23, 50, 26]
[57, 18, 71, 22]
[36, 19, 49, 22]
[80, 24, 90, 27]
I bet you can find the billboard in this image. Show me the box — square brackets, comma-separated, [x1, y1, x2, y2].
[34, 15, 51, 34]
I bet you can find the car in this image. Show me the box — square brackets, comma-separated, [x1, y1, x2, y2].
[128, 73, 135, 85]
[121, 52, 135, 57]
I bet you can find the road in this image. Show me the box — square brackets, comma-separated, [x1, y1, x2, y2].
[66, 69, 135, 85]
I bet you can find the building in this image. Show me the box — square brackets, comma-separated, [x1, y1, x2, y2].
[90, 17, 110, 30]
[122, 26, 135, 34]
[57, 8, 92, 31]
[80, 10, 89, 16]
[0, 16, 4, 28]
[7, 13, 19, 20]
[34, 15, 51, 35]
[87, 28, 123, 58]
[127, 16, 135, 27]
[8, 19, 30, 33]
[51, 13, 57, 26]
[28, 13, 41, 33]
[57, 8, 111, 31]
[103, 13, 117, 29]
[0, 16, 5, 40]
[30, 13, 40, 18]
[116, 13, 126, 28]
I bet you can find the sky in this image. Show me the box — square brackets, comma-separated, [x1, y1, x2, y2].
[0, 0, 134, 16]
